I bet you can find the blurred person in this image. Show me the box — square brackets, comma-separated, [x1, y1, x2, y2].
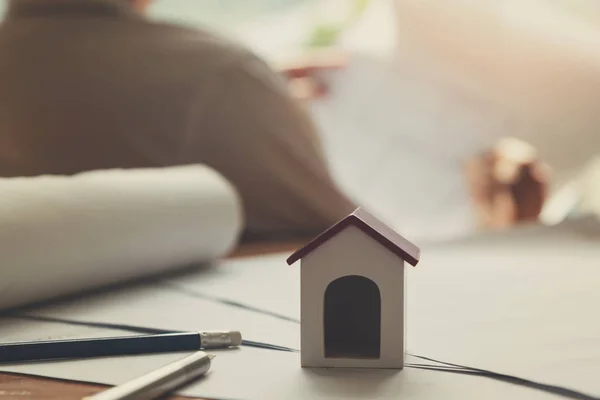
[0, 0, 356, 241]
[269, 0, 600, 239]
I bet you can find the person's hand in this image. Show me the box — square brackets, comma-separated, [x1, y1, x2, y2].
[277, 51, 348, 101]
[465, 138, 550, 229]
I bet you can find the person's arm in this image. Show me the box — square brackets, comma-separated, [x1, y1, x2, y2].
[180, 55, 356, 241]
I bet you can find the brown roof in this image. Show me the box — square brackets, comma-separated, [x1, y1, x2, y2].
[286, 207, 420, 266]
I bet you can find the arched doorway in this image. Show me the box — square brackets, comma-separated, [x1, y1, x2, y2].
[323, 275, 381, 359]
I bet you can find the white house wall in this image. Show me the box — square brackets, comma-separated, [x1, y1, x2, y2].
[300, 225, 406, 368]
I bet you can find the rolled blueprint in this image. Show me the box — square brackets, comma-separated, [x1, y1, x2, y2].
[0, 165, 243, 310]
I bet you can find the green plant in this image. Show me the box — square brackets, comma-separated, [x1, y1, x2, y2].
[306, 0, 371, 48]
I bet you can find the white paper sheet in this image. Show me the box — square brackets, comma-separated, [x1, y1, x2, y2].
[164, 253, 301, 321]
[410, 245, 600, 393]
[0, 316, 127, 343]
[308, 49, 503, 242]
[23, 279, 299, 350]
[2, 218, 599, 398]
[1, 346, 558, 400]
[0, 165, 242, 311]
[137, 218, 600, 396]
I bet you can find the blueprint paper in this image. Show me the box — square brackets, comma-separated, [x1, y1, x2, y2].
[298, 0, 510, 242]
[165, 252, 301, 321]
[2, 345, 558, 400]
[148, 218, 600, 396]
[307, 49, 505, 242]
[0, 219, 599, 398]
[0, 165, 242, 312]
[404, 232, 600, 396]
[0, 317, 127, 343]
[22, 280, 299, 350]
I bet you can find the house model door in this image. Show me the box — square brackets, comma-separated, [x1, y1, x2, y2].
[324, 275, 381, 359]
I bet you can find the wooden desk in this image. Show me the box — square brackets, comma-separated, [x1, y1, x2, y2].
[0, 240, 303, 400]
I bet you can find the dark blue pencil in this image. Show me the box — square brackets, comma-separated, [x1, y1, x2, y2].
[0, 331, 241, 364]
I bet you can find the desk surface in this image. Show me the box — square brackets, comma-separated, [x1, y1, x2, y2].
[0, 240, 303, 400]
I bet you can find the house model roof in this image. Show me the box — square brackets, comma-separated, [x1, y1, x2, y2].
[286, 207, 421, 266]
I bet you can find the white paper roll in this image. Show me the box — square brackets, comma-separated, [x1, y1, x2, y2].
[0, 165, 243, 310]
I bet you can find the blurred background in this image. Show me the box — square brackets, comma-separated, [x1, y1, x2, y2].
[4, 0, 600, 242]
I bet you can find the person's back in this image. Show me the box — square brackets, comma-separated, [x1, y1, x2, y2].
[0, 0, 355, 239]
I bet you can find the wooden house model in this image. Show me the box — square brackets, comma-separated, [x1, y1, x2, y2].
[287, 207, 421, 369]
